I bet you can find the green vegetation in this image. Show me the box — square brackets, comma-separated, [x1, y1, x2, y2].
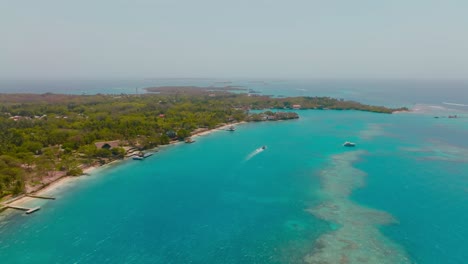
[0, 91, 406, 198]
[247, 111, 299, 122]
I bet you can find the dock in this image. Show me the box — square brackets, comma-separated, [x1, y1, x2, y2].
[0, 194, 55, 215]
[5, 205, 41, 214]
[26, 194, 56, 200]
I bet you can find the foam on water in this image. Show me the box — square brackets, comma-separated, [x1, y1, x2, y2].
[411, 103, 468, 115]
[442, 102, 468, 107]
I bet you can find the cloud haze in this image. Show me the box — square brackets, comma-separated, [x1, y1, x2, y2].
[1, 0, 467, 79]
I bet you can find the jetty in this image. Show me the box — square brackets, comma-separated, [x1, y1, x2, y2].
[0, 193, 56, 215]
[26, 194, 56, 200]
[3, 205, 41, 214]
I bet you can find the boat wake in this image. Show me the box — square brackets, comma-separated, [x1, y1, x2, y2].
[245, 146, 266, 161]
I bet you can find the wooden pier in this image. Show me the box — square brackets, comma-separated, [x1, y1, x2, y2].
[5, 205, 41, 214]
[0, 194, 55, 215]
[26, 194, 56, 200]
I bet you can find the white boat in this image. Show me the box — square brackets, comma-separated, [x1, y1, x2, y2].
[343, 141, 356, 147]
[133, 152, 153, 160]
[227, 126, 235, 131]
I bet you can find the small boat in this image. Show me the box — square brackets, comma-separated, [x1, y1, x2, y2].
[261, 145, 267, 150]
[142, 153, 153, 158]
[343, 141, 356, 147]
[227, 126, 236, 131]
[133, 152, 153, 160]
[185, 137, 195, 143]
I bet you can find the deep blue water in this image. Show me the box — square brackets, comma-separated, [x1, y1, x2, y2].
[0, 80, 467, 263]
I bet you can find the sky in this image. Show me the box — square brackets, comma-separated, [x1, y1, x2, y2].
[1, 0, 467, 80]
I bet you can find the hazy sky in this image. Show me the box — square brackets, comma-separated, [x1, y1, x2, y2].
[1, 0, 467, 80]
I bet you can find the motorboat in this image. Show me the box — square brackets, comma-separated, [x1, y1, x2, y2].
[133, 152, 153, 160]
[343, 141, 356, 147]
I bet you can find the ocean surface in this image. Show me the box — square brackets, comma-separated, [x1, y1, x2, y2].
[0, 80, 467, 263]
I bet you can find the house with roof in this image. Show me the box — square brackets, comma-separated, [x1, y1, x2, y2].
[292, 104, 301, 109]
[94, 140, 121, 150]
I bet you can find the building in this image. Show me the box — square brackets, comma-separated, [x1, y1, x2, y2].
[94, 140, 121, 150]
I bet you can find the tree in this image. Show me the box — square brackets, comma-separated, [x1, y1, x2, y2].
[166, 130, 177, 139]
[78, 144, 97, 164]
[20, 141, 43, 154]
[176, 129, 191, 140]
[111, 147, 126, 158]
[96, 148, 112, 158]
[0, 155, 24, 196]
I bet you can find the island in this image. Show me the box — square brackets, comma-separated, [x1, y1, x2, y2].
[0, 90, 407, 201]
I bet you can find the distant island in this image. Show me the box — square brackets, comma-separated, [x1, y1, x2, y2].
[145, 86, 408, 113]
[0, 90, 407, 201]
[145, 85, 247, 94]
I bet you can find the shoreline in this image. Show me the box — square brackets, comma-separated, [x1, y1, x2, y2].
[1, 162, 111, 209]
[1, 122, 245, 212]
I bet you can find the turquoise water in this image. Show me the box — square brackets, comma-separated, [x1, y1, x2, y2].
[351, 114, 468, 264]
[0, 81, 467, 263]
[1, 110, 466, 263]
[0, 112, 338, 263]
